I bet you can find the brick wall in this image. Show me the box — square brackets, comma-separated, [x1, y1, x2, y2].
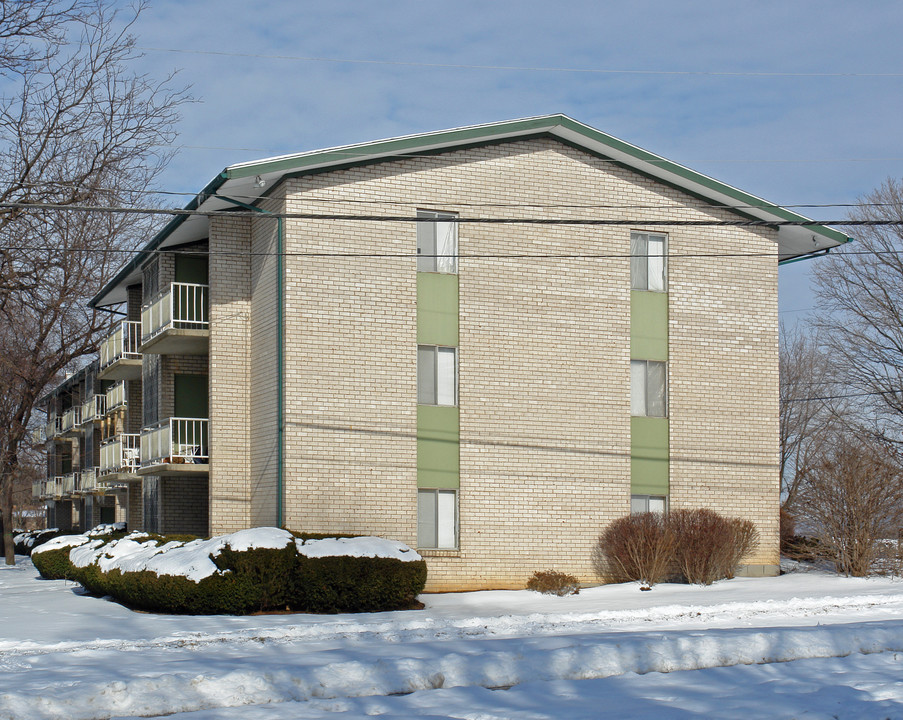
[208, 215, 252, 533]
[264, 137, 780, 590]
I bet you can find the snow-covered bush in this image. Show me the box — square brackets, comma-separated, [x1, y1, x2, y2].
[32, 528, 427, 614]
[13, 528, 64, 555]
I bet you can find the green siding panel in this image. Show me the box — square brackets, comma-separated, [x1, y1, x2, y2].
[631, 416, 669, 496]
[417, 405, 459, 488]
[417, 273, 459, 346]
[630, 291, 668, 361]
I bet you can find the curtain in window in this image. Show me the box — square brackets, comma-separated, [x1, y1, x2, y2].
[647, 361, 667, 416]
[417, 346, 436, 404]
[436, 490, 456, 548]
[435, 221, 457, 273]
[647, 236, 665, 292]
[630, 233, 647, 290]
[436, 347, 456, 405]
[630, 360, 647, 415]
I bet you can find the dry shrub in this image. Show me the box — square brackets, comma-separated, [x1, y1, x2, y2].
[668, 509, 758, 585]
[526, 570, 580, 596]
[779, 508, 796, 554]
[598, 512, 674, 586]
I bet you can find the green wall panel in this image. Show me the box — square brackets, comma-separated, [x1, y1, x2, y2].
[630, 290, 668, 361]
[417, 405, 459, 488]
[631, 416, 669, 496]
[417, 273, 459, 346]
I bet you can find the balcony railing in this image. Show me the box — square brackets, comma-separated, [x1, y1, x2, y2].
[42, 478, 58, 499]
[32, 481, 41, 499]
[79, 395, 105, 425]
[99, 320, 142, 372]
[140, 417, 209, 467]
[77, 467, 99, 493]
[60, 407, 81, 434]
[31, 426, 46, 445]
[104, 381, 127, 414]
[141, 283, 209, 344]
[100, 434, 140, 475]
[62, 472, 77, 496]
[45, 415, 61, 440]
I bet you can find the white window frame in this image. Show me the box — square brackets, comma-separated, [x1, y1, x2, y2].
[417, 210, 458, 274]
[631, 359, 668, 417]
[417, 488, 458, 549]
[630, 494, 668, 514]
[630, 231, 667, 292]
[418, 345, 458, 406]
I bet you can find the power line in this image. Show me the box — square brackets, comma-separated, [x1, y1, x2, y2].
[11, 180, 887, 211]
[0, 200, 870, 228]
[135, 46, 903, 78]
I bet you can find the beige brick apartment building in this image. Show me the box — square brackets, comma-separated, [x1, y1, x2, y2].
[35, 115, 851, 590]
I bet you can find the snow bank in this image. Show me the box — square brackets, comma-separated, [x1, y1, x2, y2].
[296, 536, 422, 562]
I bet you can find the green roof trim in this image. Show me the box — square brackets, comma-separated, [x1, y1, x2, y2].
[90, 113, 852, 307]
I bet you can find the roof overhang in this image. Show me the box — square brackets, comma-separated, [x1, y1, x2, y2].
[91, 114, 852, 307]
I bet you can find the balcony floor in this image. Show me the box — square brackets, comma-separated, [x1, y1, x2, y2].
[98, 472, 140, 484]
[137, 462, 209, 477]
[139, 329, 209, 355]
[98, 358, 142, 381]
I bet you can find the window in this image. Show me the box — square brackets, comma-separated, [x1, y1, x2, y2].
[417, 210, 458, 274]
[418, 489, 457, 548]
[418, 345, 457, 405]
[631, 494, 667, 514]
[630, 231, 667, 292]
[631, 360, 667, 417]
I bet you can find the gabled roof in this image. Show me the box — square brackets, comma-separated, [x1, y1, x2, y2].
[91, 114, 852, 307]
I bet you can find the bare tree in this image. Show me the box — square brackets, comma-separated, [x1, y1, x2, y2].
[0, 0, 187, 563]
[813, 179, 903, 438]
[779, 324, 843, 511]
[798, 430, 903, 576]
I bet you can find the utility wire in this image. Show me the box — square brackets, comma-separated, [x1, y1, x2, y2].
[135, 46, 903, 78]
[0, 200, 870, 227]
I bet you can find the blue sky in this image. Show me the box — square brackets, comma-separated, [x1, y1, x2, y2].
[123, 0, 903, 318]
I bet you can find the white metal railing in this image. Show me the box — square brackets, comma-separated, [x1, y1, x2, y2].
[79, 467, 98, 493]
[45, 415, 61, 439]
[104, 381, 127, 414]
[32, 481, 41, 499]
[140, 417, 209, 467]
[58, 474, 74, 497]
[31, 426, 47, 445]
[100, 434, 140, 475]
[99, 320, 142, 371]
[60, 407, 81, 434]
[141, 282, 209, 344]
[65, 472, 78, 496]
[80, 395, 105, 424]
[43, 479, 57, 498]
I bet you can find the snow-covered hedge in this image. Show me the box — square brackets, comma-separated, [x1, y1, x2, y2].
[32, 528, 427, 614]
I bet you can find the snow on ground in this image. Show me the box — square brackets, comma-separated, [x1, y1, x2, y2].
[1, 557, 903, 719]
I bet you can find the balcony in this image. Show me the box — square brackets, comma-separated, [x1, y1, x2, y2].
[75, 467, 100, 494]
[104, 381, 127, 415]
[40, 478, 57, 500]
[32, 481, 41, 499]
[30, 426, 46, 446]
[99, 433, 140, 483]
[79, 395, 105, 425]
[140, 283, 209, 355]
[59, 407, 81, 436]
[45, 415, 61, 440]
[139, 417, 209, 476]
[98, 320, 142, 380]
